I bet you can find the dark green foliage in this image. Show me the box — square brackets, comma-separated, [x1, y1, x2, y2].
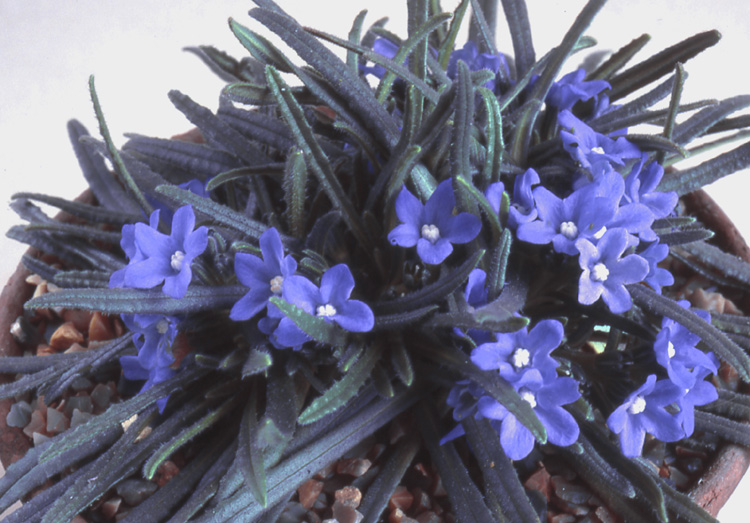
[4, 1, 750, 521]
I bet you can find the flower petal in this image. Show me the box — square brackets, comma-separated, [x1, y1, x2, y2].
[388, 223, 420, 247]
[333, 299, 374, 332]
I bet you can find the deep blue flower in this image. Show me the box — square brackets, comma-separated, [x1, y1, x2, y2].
[388, 179, 482, 264]
[606, 374, 685, 457]
[230, 227, 297, 321]
[110, 210, 161, 288]
[676, 366, 719, 437]
[454, 268, 494, 345]
[119, 313, 180, 413]
[639, 241, 674, 294]
[508, 168, 540, 230]
[653, 300, 718, 388]
[110, 205, 208, 299]
[576, 228, 650, 313]
[484, 182, 505, 216]
[273, 264, 374, 348]
[624, 155, 678, 220]
[440, 380, 486, 444]
[471, 319, 563, 383]
[120, 355, 176, 413]
[559, 110, 641, 177]
[515, 182, 617, 255]
[447, 42, 507, 92]
[360, 38, 400, 79]
[546, 69, 611, 111]
[476, 370, 580, 460]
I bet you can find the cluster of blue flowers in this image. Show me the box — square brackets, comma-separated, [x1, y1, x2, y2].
[110, 205, 208, 411]
[231, 227, 374, 349]
[608, 301, 719, 456]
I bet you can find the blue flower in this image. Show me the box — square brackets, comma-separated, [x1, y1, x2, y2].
[273, 264, 374, 348]
[447, 42, 507, 92]
[508, 168, 540, 230]
[639, 241, 674, 294]
[119, 313, 180, 413]
[653, 300, 718, 388]
[476, 370, 581, 460]
[547, 69, 611, 111]
[120, 355, 176, 413]
[624, 155, 678, 220]
[388, 179, 482, 264]
[576, 228, 649, 313]
[455, 268, 493, 345]
[676, 366, 719, 437]
[559, 110, 641, 177]
[110, 210, 161, 288]
[484, 182, 505, 216]
[606, 374, 685, 457]
[360, 38, 399, 79]
[110, 205, 208, 299]
[471, 319, 563, 383]
[515, 182, 617, 255]
[230, 227, 297, 321]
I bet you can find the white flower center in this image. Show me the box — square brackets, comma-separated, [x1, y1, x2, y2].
[421, 224, 441, 244]
[170, 251, 185, 272]
[156, 319, 169, 335]
[316, 304, 337, 318]
[591, 263, 609, 282]
[511, 348, 531, 370]
[593, 226, 607, 240]
[591, 146, 605, 155]
[520, 390, 537, 409]
[270, 275, 284, 295]
[628, 395, 647, 415]
[667, 341, 676, 359]
[560, 221, 578, 239]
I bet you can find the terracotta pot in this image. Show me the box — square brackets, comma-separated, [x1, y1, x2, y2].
[0, 189, 749, 518]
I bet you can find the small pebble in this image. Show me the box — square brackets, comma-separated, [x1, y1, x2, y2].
[46, 406, 69, 434]
[91, 383, 113, 410]
[388, 486, 414, 512]
[298, 479, 324, 509]
[332, 501, 363, 523]
[101, 497, 122, 520]
[335, 486, 362, 508]
[49, 322, 84, 350]
[71, 409, 94, 428]
[336, 458, 372, 477]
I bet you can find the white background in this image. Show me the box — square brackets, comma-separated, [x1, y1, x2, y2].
[1, 1, 749, 520]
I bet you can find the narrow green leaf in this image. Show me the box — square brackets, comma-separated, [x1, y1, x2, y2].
[589, 33, 651, 81]
[358, 435, 420, 522]
[144, 397, 238, 481]
[467, 0, 498, 57]
[265, 65, 373, 252]
[455, 175, 502, 241]
[416, 402, 498, 523]
[462, 417, 540, 522]
[437, 0, 470, 70]
[88, 76, 153, 215]
[229, 17, 292, 72]
[662, 64, 686, 145]
[242, 349, 273, 378]
[498, 0, 535, 77]
[373, 304, 438, 331]
[347, 10, 369, 71]
[297, 343, 382, 425]
[237, 390, 268, 507]
[478, 87, 504, 185]
[390, 338, 414, 386]
[157, 184, 268, 240]
[487, 227, 512, 301]
[609, 30, 721, 101]
[660, 140, 750, 195]
[25, 285, 246, 316]
[283, 148, 307, 237]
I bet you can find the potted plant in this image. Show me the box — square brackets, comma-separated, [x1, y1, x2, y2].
[2, 0, 750, 521]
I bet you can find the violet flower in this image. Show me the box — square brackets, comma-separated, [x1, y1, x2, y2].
[273, 264, 374, 348]
[624, 155, 679, 220]
[508, 168, 540, 230]
[230, 227, 297, 321]
[606, 374, 685, 457]
[546, 69, 611, 111]
[388, 179, 482, 264]
[575, 228, 649, 313]
[471, 319, 564, 383]
[653, 300, 718, 388]
[559, 110, 641, 177]
[119, 313, 180, 413]
[360, 38, 400, 79]
[677, 366, 719, 437]
[515, 182, 617, 255]
[109, 205, 208, 299]
[476, 370, 581, 460]
[639, 241, 675, 294]
[447, 42, 507, 92]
